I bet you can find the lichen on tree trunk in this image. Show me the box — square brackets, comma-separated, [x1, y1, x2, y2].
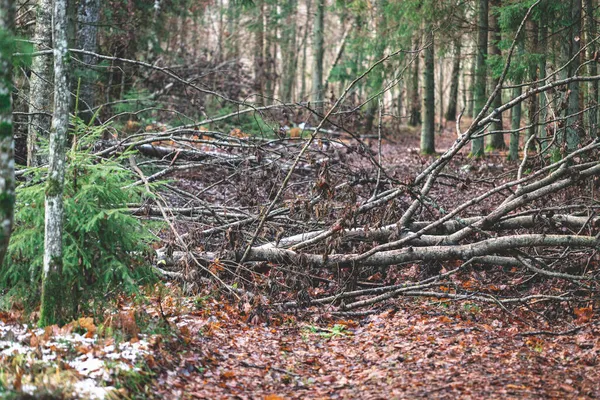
[40, 0, 70, 327]
[27, 0, 53, 167]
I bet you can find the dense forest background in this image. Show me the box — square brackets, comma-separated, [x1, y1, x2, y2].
[1, 0, 600, 398]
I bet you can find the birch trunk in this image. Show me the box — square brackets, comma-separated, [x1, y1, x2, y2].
[27, 0, 53, 167]
[40, 0, 70, 327]
[0, 0, 15, 267]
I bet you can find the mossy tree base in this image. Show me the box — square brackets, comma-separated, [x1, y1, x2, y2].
[39, 260, 66, 327]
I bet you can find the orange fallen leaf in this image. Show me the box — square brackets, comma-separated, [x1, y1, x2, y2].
[264, 395, 284, 400]
[220, 370, 236, 380]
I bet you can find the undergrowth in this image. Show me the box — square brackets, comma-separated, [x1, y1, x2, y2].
[0, 117, 162, 319]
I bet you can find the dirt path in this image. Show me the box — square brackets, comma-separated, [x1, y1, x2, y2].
[154, 299, 600, 399]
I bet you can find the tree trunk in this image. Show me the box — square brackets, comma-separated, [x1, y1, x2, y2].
[561, 0, 582, 152]
[0, 0, 15, 267]
[264, 3, 276, 102]
[526, 17, 539, 153]
[437, 56, 444, 132]
[408, 38, 421, 126]
[364, 0, 386, 132]
[467, 43, 476, 118]
[538, 1, 548, 149]
[226, 0, 239, 60]
[507, 38, 524, 161]
[585, 0, 598, 137]
[420, 28, 435, 154]
[312, 0, 325, 116]
[299, 0, 312, 100]
[254, 0, 265, 105]
[40, 0, 70, 327]
[280, 0, 298, 102]
[470, 0, 488, 157]
[27, 0, 54, 167]
[487, 2, 505, 150]
[75, 0, 100, 123]
[445, 40, 461, 121]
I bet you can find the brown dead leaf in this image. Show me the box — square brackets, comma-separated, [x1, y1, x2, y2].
[30, 332, 39, 347]
[220, 370, 236, 380]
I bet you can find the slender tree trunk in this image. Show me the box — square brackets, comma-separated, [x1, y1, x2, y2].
[560, 0, 582, 152]
[487, 2, 505, 150]
[421, 28, 435, 154]
[226, 0, 239, 60]
[538, 1, 548, 149]
[299, 0, 312, 100]
[470, 0, 488, 157]
[467, 43, 476, 118]
[446, 39, 461, 121]
[28, 0, 53, 167]
[409, 38, 421, 126]
[365, 0, 386, 132]
[0, 0, 15, 267]
[280, 0, 298, 102]
[312, 0, 325, 115]
[585, 0, 598, 137]
[264, 3, 276, 101]
[508, 85, 523, 161]
[40, 0, 70, 327]
[437, 57, 444, 132]
[508, 41, 524, 161]
[75, 0, 100, 123]
[254, 0, 265, 105]
[526, 18, 539, 153]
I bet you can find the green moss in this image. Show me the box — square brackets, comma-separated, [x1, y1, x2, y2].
[39, 258, 65, 327]
[45, 178, 62, 197]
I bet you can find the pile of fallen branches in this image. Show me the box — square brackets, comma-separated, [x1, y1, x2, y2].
[60, 1, 599, 320]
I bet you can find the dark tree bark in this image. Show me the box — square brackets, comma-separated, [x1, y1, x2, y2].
[487, 2, 505, 150]
[470, 0, 488, 157]
[75, 0, 100, 123]
[408, 38, 421, 127]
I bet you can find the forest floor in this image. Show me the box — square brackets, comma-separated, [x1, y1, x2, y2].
[1, 122, 599, 399]
[1, 290, 598, 399]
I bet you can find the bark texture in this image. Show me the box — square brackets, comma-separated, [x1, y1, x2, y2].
[75, 0, 100, 123]
[470, 0, 488, 157]
[420, 28, 435, 154]
[0, 0, 15, 267]
[445, 39, 461, 121]
[27, 0, 53, 167]
[40, 0, 70, 327]
[312, 0, 325, 115]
